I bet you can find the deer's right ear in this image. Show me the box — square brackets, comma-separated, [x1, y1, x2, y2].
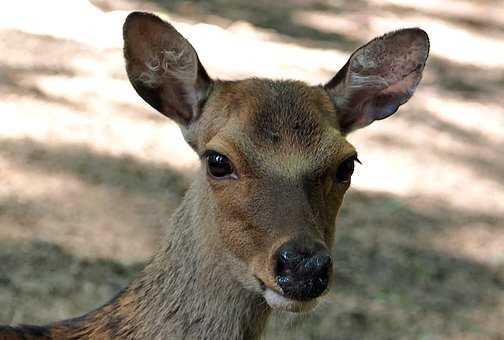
[123, 12, 213, 126]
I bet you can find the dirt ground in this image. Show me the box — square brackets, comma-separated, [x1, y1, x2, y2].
[1, 0, 503, 339]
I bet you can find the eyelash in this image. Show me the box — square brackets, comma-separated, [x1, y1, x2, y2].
[334, 154, 360, 183]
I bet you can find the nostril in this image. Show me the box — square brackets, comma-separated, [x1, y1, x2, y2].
[277, 249, 303, 275]
[277, 275, 291, 288]
[279, 249, 302, 265]
[317, 255, 332, 274]
[299, 254, 332, 276]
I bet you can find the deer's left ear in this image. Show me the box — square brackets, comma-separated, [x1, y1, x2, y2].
[324, 28, 429, 134]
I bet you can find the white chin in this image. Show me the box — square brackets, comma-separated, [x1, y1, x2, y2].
[263, 288, 318, 313]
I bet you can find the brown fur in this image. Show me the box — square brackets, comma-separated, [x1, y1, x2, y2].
[0, 11, 429, 340]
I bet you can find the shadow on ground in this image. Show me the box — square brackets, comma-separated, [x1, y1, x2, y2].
[370, 106, 504, 190]
[99, 0, 365, 50]
[0, 240, 142, 325]
[0, 137, 191, 198]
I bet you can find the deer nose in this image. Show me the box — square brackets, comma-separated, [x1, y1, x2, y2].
[274, 241, 332, 301]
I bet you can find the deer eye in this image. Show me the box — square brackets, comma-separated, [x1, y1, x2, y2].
[335, 155, 358, 183]
[205, 151, 235, 179]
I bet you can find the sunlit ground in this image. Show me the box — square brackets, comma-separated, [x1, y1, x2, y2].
[1, 0, 503, 339]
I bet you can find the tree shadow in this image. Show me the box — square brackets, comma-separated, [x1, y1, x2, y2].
[370, 107, 504, 189]
[0, 29, 99, 111]
[426, 56, 504, 100]
[96, 0, 364, 51]
[382, 2, 504, 36]
[0, 137, 192, 198]
[0, 137, 193, 262]
[0, 239, 142, 325]
[0, 63, 82, 109]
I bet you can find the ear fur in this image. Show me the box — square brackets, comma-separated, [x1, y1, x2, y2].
[325, 28, 429, 134]
[123, 12, 212, 126]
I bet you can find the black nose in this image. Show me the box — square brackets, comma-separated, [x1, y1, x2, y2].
[275, 241, 332, 300]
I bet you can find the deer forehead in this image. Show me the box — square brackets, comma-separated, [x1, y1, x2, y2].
[202, 79, 354, 180]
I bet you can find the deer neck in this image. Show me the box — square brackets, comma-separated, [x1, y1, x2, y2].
[61, 178, 271, 340]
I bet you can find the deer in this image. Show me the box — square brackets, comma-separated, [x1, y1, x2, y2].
[0, 11, 429, 340]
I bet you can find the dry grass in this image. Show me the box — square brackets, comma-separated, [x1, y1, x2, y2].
[1, 0, 503, 339]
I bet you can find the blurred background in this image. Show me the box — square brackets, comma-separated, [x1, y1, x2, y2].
[1, 0, 503, 339]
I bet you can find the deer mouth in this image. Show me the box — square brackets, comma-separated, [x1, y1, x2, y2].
[263, 287, 319, 312]
[256, 277, 319, 313]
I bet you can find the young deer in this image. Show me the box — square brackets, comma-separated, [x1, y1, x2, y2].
[0, 12, 429, 340]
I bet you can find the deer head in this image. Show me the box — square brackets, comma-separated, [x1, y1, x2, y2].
[123, 12, 429, 313]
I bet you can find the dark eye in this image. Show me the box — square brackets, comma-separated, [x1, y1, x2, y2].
[335, 155, 358, 182]
[206, 151, 235, 179]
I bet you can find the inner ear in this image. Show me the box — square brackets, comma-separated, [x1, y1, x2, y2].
[123, 12, 212, 126]
[325, 28, 429, 134]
